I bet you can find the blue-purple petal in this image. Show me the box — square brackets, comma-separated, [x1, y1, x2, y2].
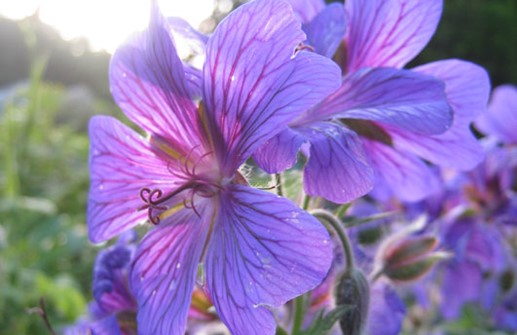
[202, 0, 341, 175]
[205, 184, 332, 334]
[301, 122, 373, 203]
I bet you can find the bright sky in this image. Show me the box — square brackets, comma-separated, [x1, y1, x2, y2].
[0, 0, 227, 53]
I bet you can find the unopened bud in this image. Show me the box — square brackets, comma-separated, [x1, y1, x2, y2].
[334, 269, 370, 335]
[379, 235, 448, 283]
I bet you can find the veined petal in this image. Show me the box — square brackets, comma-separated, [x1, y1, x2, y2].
[130, 204, 212, 335]
[303, 3, 347, 58]
[252, 128, 306, 173]
[388, 60, 489, 169]
[301, 122, 373, 203]
[284, 0, 325, 23]
[367, 281, 405, 335]
[345, 0, 442, 71]
[110, 4, 203, 155]
[205, 185, 332, 335]
[300, 67, 452, 135]
[364, 140, 441, 202]
[87, 116, 177, 243]
[202, 0, 341, 175]
[476, 85, 517, 144]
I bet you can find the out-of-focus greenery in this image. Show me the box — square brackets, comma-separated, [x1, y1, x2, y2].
[0, 56, 118, 333]
[411, 0, 517, 86]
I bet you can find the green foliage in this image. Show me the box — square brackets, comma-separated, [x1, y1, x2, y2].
[412, 0, 517, 86]
[0, 57, 115, 332]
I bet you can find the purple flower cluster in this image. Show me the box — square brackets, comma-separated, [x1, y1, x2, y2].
[78, 0, 516, 334]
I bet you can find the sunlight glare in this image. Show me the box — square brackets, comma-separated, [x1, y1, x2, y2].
[0, 0, 217, 53]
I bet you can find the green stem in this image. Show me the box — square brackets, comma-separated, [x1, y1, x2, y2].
[311, 209, 356, 274]
[275, 173, 284, 197]
[302, 194, 311, 210]
[291, 294, 305, 335]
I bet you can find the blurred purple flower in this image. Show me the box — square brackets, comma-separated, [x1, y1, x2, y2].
[87, 1, 338, 334]
[66, 233, 138, 335]
[476, 85, 517, 145]
[255, 0, 489, 203]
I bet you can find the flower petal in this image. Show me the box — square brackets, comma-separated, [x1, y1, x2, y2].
[476, 85, 517, 144]
[205, 184, 332, 334]
[284, 0, 325, 22]
[110, 4, 202, 154]
[87, 116, 177, 243]
[387, 60, 489, 169]
[202, 0, 341, 175]
[130, 205, 212, 335]
[301, 122, 373, 203]
[367, 281, 405, 335]
[364, 140, 441, 202]
[345, 0, 442, 71]
[252, 128, 306, 173]
[303, 3, 347, 58]
[301, 67, 451, 135]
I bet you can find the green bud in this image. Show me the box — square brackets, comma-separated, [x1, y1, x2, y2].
[380, 235, 449, 283]
[334, 269, 370, 335]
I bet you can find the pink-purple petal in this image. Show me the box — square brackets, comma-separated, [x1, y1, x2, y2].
[284, 0, 325, 23]
[388, 60, 489, 169]
[302, 122, 373, 203]
[300, 67, 452, 135]
[253, 128, 306, 173]
[205, 184, 332, 335]
[129, 205, 212, 335]
[110, 5, 202, 154]
[87, 116, 176, 243]
[202, 0, 341, 175]
[476, 85, 517, 144]
[364, 139, 441, 202]
[345, 0, 442, 71]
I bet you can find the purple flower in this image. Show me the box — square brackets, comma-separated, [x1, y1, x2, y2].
[476, 85, 517, 144]
[87, 1, 338, 334]
[255, 0, 489, 203]
[67, 233, 138, 335]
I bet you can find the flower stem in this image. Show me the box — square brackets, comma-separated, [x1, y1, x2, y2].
[291, 293, 305, 335]
[311, 209, 356, 274]
[275, 173, 284, 197]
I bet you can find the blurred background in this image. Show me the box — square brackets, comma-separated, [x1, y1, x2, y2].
[0, 0, 516, 333]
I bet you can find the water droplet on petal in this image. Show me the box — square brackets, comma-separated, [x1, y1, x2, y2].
[176, 263, 181, 269]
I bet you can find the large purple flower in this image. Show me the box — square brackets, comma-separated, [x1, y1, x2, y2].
[87, 1, 339, 334]
[255, 0, 489, 203]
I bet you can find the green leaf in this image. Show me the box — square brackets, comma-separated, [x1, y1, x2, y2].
[300, 304, 353, 335]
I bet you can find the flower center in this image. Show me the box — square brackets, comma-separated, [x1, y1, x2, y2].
[138, 180, 221, 225]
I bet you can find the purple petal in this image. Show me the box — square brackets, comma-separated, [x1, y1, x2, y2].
[441, 260, 482, 320]
[301, 67, 452, 135]
[303, 3, 347, 58]
[367, 281, 405, 335]
[110, 4, 203, 154]
[205, 184, 332, 334]
[284, 0, 325, 23]
[387, 60, 489, 169]
[129, 204, 212, 335]
[202, 0, 341, 175]
[345, 0, 442, 71]
[87, 116, 177, 243]
[476, 85, 517, 144]
[253, 128, 306, 173]
[364, 139, 441, 202]
[90, 316, 122, 335]
[301, 122, 373, 203]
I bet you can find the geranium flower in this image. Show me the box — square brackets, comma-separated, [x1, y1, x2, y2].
[255, 0, 490, 203]
[87, 1, 339, 334]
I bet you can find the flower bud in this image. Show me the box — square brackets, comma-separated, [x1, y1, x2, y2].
[334, 269, 370, 335]
[379, 235, 448, 283]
